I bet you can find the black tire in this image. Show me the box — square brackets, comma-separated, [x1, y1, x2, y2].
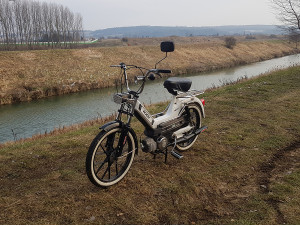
[176, 104, 202, 151]
[86, 127, 135, 187]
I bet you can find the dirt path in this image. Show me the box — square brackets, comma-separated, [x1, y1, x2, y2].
[258, 139, 300, 224]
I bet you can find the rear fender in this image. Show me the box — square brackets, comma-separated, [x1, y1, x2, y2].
[187, 98, 205, 118]
[100, 120, 139, 155]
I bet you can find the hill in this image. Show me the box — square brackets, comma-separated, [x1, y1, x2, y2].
[86, 25, 282, 38]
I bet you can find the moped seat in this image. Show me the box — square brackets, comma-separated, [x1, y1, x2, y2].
[163, 77, 192, 95]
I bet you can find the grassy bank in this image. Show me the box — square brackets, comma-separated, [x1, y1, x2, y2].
[0, 37, 297, 105]
[1, 66, 300, 224]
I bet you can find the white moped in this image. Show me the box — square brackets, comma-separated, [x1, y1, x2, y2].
[86, 42, 207, 187]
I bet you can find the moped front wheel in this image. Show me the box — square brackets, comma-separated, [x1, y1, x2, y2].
[86, 127, 135, 187]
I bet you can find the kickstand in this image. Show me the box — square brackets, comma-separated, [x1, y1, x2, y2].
[153, 154, 157, 160]
[164, 148, 168, 163]
[164, 137, 177, 164]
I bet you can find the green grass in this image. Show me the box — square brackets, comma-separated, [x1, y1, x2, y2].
[1, 66, 300, 224]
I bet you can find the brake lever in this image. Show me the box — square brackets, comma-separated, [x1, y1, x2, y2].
[135, 75, 145, 81]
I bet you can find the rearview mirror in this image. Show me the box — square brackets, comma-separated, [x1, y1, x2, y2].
[161, 41, 175, 53]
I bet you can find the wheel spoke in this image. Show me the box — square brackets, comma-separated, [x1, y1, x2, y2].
[101, 166, 109, 179]
[108, 163, 111, 180]
[95, 157, 108, 174]
[115, 159, 119, 175]
[100, 143, 108, 155]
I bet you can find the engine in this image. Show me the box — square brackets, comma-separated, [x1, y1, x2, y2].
[141, 136, 168, 153]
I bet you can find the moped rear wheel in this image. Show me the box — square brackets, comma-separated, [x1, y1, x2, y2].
[86, 127, 135, 187]
[176, 104, 202, 151]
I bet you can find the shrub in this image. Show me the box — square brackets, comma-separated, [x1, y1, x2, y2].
[225, 37, 237, 49]
[122, 37, 128, 42]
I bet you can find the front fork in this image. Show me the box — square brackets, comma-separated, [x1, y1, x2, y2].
[114, 101, 136, 157]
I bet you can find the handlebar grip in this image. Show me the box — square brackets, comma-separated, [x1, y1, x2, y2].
[111, 63, 126, 68]
[157, 69, 172, 74]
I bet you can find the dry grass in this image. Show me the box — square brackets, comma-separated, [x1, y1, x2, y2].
[0, 37, 297, 105]
[0, 66, 300, 224]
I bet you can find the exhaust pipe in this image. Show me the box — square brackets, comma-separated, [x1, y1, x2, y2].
[166, 126, 208, 161]
[182, 126, 208, 141]
[168, 126, 208, 147]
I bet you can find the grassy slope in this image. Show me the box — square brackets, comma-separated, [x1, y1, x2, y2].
[0, 38, 296, 104]
[1, 66, 300, 224]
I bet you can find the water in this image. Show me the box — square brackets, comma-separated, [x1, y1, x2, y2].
[1, 54, 300, 143]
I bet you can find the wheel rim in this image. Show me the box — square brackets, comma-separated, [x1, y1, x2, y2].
[177, 105, 201, 149]
[92, 129, 134, 184]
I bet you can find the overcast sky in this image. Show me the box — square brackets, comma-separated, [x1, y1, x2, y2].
[39, 0, 277, 30]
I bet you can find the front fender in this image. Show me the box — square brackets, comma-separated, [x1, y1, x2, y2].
[100, 120, 121, 131]
[100, 120, 139, 155]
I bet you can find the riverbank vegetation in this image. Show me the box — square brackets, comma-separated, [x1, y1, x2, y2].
[1, 66, 300, 224]
[0, 37, 298, 105]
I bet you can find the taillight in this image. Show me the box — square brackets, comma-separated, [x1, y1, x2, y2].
[201, 99, 205, 106]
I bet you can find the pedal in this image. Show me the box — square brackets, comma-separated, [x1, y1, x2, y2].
[171, 151, 183, 159]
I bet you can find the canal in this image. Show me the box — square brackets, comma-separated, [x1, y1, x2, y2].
[1, 53, 299, 143]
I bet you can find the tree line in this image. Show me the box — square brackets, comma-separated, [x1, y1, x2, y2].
[0, 0, 84, 50]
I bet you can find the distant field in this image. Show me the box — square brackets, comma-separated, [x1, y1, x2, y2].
[1, 66, 300, 224]
[0, 36, 297, 105]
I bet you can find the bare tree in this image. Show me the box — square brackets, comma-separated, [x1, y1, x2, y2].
[31, 1, 43, 44]
[41, 2, 49, 45]
[271, 0, 300, 32]
[0, 0, 11, 45]
[14, 0, 24, 44]
[48, 3, 56, 47]
[73, 13, 83, 42]
[288, 29, 300, 48]
[21, 0, 32, 45]
[66, 9, 74, 43]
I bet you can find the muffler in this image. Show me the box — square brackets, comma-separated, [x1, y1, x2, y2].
[172, 126, 208, 145]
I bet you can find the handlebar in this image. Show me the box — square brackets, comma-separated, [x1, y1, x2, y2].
[110, 62, 172, 94]
[111, 63, 171, 74]
[110, 63, 126, 69]
[148, 69, 171, 74]
[157, 69, 171, 74]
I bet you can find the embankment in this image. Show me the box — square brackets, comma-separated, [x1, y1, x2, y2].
[0, 39, 297, 105]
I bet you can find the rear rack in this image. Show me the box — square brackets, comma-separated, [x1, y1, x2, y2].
[176, 89, 204, 98]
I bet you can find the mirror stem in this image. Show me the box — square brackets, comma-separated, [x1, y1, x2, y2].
[155, 52, 168, 69]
